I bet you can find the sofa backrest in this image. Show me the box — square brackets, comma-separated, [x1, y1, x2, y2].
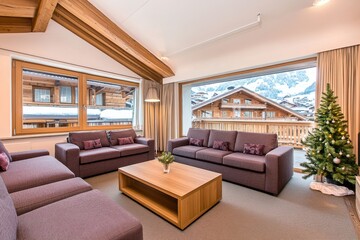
[187, 128, 211, 147]
[0, 177, 18, 240]
[108, 129, 137, 146]
[234, 132, 278, 154]
[208, 130, 238, 151]
[69, 131, 110, 150]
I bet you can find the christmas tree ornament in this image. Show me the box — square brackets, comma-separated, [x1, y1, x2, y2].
[331, 140, 335, 144]
[341, 136, 345, 140]
[339, 151, 343, 155]
[326, 121, 329, 124]
[333, 157, 341, 164]
[332, 120, 335, 123]
[346, 154, 350, 158]
[319, 138, 322, 141]
[347, 140, 350, 144]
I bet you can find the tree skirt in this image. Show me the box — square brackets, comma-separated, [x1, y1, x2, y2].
[310, 182, 354, 196]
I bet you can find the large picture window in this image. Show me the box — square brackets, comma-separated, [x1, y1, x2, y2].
[12, 60, 139, 135]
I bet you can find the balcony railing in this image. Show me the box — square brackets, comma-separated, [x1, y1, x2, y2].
[220, 103, 267, 109]
[192, 118, 314, 148]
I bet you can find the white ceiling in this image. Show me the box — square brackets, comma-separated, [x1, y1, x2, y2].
[88, 0, 360, 82]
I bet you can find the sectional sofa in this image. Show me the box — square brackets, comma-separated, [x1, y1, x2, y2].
[55, 129, 154, 178]
[0, 142, 143, 240]
[168, 128, 294, 195]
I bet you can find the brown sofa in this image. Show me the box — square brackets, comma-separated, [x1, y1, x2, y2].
[55, 129, 154, 178]
[168, 128, 294, 195]
[0, 144, 143, 240]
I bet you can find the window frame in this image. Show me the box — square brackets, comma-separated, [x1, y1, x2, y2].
[12, 60, 139, 135]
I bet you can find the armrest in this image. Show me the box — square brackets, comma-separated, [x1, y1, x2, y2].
[135, 137, 155, 159]
[10, 149, 49, 161]
[167, 137, 189, 153]
[264, 146, 294, 195]
[55, 143, 80, 177]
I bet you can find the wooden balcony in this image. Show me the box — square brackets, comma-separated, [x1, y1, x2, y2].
[220, 103, 267, 109]
[192, 118, 314, 148]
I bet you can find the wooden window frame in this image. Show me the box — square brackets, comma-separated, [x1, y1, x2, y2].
[12, 60, 139, 135]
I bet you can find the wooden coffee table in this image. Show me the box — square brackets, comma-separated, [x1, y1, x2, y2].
[118, 160, 222, 230]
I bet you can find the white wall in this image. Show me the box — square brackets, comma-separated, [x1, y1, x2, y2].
[0, 20, 140, 155]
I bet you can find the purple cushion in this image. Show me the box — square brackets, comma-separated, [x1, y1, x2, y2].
[0, 141, 12, 162]
[187, 128, 210, 147]
[213, 140, 230, 151]
[11, 177, 92, 215]
[173, 145, 207, 159]
[243, 143, 265, 156]
[69, 131, 110, 150]
[0, 152, 10, 171]
[0, 155, 75, 193]
[223, 152, 266, 173]
[108, 129, 137, 146]
[0, 177, 17, 240]
[83, 139, 102, 150]
[17, 190, 143, 240]
[189, 138, 204, 147]
[111, 144, 149, 157]
[79, 147, 120, 164]
[234, 132, 278, 154]
[195, 148, 232, 164]
[208, 130, 237, 151]
[118, 137, 134, 145]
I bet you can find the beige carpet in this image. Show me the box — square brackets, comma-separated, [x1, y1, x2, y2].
[85, 171, 356, 240]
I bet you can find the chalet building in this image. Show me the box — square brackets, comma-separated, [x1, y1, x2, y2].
[192, 87, 306, 121]
[22, 69, 135, 129]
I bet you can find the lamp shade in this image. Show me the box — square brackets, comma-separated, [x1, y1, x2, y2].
[145, 87, 160, 102]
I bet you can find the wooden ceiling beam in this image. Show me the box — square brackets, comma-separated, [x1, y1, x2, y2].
[0, 0, 38, 18]
[52, 5, 163, 82]
[0, 16, 32, 33]
[56, 0, 174, 83]
[32, 0, 59, 32]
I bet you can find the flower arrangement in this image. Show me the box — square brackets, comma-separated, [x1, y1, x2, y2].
[158, 151, 175, 165]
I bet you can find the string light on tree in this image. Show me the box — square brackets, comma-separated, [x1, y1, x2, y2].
[300, 83, 357, 186]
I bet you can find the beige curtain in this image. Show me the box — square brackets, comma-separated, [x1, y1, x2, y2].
[316, 45, 360, 162]
[143, 80, 176, 152]
[159, 83, 176, 151]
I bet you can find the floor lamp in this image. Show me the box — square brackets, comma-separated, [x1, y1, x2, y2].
[145, 87, 160, 154]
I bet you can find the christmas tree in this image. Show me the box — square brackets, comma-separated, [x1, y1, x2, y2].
[300, 83, 358, 185]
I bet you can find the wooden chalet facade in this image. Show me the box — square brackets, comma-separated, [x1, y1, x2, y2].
[192, 87, 306, 121]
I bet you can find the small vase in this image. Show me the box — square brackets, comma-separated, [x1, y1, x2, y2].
[163, 163, 170, 174]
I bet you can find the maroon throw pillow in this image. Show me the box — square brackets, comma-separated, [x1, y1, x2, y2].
[0, 141, 12, 162]
[213, 140, 230, 151]
[189, 138, 204, 147]
[243, 143, 265, 156]
[0, 152, 10, 171]
[118, 137, 134, 145]
[93, 139, 102, 148]
[83, 140, 95, 150]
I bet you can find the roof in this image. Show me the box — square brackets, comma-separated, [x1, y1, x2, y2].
[192, 86, 307, 120]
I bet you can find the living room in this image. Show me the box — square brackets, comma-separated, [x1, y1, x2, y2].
[0, 0, 360, 239]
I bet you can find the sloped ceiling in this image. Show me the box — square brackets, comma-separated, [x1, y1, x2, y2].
[1, 0, 360, 84]
[88, 0, 360, 83]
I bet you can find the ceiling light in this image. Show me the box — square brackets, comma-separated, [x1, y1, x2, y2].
[313, 0, 330, 6]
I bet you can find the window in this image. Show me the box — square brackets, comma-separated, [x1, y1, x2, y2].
[12, 60, 139, 135]
[33, 88, 51, 103]
[243, 111, 252, 118]
[201, 111, 212, 118]
[60, 86, 72, 103]
[266, 111, 276, 118]
[222, 111, 227, 117]
[233, 99, 240, 104]
[245, 99, 252, 104]
[234, 109, 240, 118]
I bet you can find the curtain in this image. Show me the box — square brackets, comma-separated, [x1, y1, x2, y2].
[316, 45, 360, 162]
[143, 80, 176, 152]
[159, 83, 176, 151]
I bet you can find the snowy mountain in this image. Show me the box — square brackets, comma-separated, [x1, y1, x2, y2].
[191, 68, 316, 119]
